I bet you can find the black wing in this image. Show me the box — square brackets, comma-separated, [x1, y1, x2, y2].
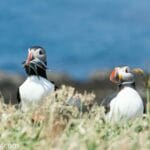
[17, 88, 21, 103]
[50, 81, 58, 91]
[101, 92, 117, 113]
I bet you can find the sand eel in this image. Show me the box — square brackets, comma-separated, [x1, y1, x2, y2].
[17, 46, 55, 112]
[101, 66, 144, 122]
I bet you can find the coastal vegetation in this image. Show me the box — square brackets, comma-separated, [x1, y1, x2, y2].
[0, 76, 150, 150]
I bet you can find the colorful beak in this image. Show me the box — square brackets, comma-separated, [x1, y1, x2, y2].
[25, 50, 33, 65]
[110, 68, 122, 83]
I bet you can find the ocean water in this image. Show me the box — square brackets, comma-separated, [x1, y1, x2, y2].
[0, 0, 150, 79]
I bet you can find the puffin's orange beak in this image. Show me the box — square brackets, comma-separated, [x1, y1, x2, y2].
[25, 51, 33, 65]
[110, 68, 122, 83]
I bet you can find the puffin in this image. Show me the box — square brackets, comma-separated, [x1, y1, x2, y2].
[101, 66, 144, 122]
[17, 46, 55, 112]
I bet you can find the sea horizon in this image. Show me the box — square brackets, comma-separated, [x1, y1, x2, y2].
[0, 0, 150, 79]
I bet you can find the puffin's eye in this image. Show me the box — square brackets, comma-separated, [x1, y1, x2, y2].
[125, 68, 129, 73]
[39, 50, 43, 55]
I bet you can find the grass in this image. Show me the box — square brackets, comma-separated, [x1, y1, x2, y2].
[0, 83, 150, 150]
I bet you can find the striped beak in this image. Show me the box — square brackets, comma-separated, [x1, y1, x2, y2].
[110, 68, 123, 83]
[25, 50, 33, 65]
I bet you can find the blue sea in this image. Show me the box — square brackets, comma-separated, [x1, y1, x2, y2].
[0, 0, 150, 79]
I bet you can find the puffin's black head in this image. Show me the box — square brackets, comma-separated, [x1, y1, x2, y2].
[23, 46, 47, 78]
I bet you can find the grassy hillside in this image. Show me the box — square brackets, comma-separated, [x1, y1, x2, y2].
[0, 83, 150, 150]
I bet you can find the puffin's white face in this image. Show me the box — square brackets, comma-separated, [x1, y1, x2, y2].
[110, 66, 134, 84]
[25, 46, 47, 65]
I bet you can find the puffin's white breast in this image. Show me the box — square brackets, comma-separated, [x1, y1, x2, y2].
[19, 76, 54, 111]
[107, 87, 144, 122]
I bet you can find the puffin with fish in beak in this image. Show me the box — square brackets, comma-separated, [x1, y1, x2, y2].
[17, 46, 55, 112]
